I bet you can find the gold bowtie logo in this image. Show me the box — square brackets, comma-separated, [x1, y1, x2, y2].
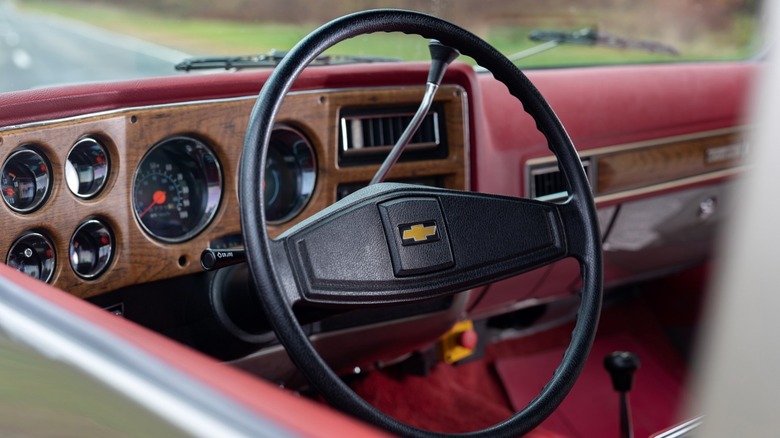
[400, 222, 439, 245]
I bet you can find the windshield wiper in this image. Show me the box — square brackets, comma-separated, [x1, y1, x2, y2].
[530, 27, 679, 55]
[175, 50, 400, 71]
[485, 27, 679, 69]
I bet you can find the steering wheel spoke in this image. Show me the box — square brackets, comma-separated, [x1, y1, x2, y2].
[265, 238, 306, 307]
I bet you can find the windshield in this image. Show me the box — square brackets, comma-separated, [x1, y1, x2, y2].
[0, 0, 766, 93]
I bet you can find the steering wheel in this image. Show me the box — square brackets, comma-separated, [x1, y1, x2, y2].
[239, 9, 602, 437]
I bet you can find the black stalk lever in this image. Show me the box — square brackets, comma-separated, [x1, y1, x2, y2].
[201, 248, 246, 271]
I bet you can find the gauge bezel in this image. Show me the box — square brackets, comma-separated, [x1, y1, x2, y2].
[132, 136, 223, 244]
[65, 137, 110, 199]
[265, 126, 318, 224]
[1, 146, 52, 214]
[6, 231, 56, 283]
[69, 218, 114, 280]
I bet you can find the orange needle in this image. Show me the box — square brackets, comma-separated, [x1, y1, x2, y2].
[138, 190, 166, 219]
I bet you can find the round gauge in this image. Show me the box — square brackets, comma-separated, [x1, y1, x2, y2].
[65, 137, 109, 199]
[264, 127, 316, 223]
[1, 147, 52, 213]
[70, 219, 114, 279]
[133, 136, 222, 243]
[7, 231, 56, 283]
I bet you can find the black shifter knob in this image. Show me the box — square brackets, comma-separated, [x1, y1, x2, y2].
[605, 351, 640, 438]
[427, 40, 460, 85]
[604, 351, 641, 393]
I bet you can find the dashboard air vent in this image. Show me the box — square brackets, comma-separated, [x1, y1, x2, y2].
[338, 105, 449, 166]
[340, 112, 440, 155]
[528, 158, 593, 201]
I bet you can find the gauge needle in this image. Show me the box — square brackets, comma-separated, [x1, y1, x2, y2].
[138, 190, 166, 219]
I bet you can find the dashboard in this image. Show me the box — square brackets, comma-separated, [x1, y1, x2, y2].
[0, 60, 755, 383]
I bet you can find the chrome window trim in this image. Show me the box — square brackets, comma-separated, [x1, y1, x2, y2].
[651, 417, 703, 438]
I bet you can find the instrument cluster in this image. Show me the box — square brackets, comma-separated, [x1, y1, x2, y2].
[2, 128, 318, 285]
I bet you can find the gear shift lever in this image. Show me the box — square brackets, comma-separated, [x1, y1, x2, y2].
[370, 40, 459, 185]
[604, 351, 641, 438]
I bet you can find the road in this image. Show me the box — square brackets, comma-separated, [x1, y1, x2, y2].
[0, 1, 191, 93]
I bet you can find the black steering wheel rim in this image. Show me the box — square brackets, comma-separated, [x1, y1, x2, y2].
[239, 9, 603, 437]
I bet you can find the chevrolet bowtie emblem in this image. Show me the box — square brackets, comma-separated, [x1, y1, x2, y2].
[399, 222, 440, 246]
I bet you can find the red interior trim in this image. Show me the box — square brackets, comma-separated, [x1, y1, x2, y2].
[473, 62, 756, 197]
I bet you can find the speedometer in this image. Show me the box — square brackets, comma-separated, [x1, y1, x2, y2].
[133, 136, 222, 243]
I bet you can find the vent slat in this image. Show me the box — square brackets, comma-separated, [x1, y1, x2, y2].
[382, 117, 393, 147]
[371, 118, 381, 147]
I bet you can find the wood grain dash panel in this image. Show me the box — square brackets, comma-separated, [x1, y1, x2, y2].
[0, 85, 468, 298]
[596, 132, 744, 195]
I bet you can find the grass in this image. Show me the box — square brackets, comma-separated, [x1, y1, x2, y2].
[18, 0, 760, 68]
[18, 1, 304, 55]
[18, 0, 428, 58]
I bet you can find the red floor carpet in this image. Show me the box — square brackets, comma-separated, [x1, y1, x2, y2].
[496, 334, 685, 438]
[350, 274, 701, 436]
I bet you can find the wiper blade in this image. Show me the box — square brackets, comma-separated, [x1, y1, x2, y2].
[528, 28, 599, 46]
[490, 27, 680, 68]
[529, 28, 680, 56]
[175, 54, 284, 71]
[175, 50, 401, 72]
